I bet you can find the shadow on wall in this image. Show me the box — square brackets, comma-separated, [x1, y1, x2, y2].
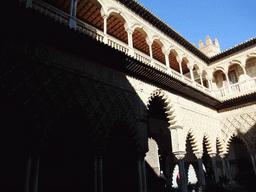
[2, 1, 150, 191]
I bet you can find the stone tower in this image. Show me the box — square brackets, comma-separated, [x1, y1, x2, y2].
[198, 36, 221, 57]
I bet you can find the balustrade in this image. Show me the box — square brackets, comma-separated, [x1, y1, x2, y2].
[33, 0, 69, 25]
[153, 60, 168, 71]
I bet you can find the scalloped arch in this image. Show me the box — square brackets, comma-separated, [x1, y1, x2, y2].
[186, 129, 200, 153]
[146, 89, 181, 128]
[203, 133, 215, 154]
[216, 136, 226, 155]
[225, 134, 251, 155]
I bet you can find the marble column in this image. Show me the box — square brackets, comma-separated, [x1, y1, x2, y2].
[189, 66, 195, 81]
[195, 152, 206, 186]
[220, 155, 231, 180]
[138, 156, 143, 192]
[209, 153, 219, 183]
[140, 155, 147, 192]
[98, 154, 103, 192]
[25, 155, 32, 192]
[127, 29, 134, 56]
[74, 0, 78, 19]
[148, 42, 153, 59]
[165, 52, 170, 67]
[94, 154, 98, 192]
[32, 154, 40, 192]
[165, 155, 172, 190]
[69, 0, 74, 17]
[103, 15, 108, 44]
[26, 0, 32, 8]
[226, 157, 232, 180]
[199, 74, 203, 86]
[207, 78, 213, 91]
[69, 0, 78, 29]
[225, 72, 231, 92]
[175, 153, 188, 192]
[178, 61, 183, 75]
[251, 153, 256, 175]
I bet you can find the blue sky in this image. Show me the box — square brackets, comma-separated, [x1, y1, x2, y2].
[136, 0, 256, 51]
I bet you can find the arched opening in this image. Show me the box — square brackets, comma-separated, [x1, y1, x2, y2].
[103, 120, 139, 191]
[152, 40, 165, 64]
[172, 164, 179, 188]
[187, 164, 198, 185]
[168, 50, 180, 72]
[147, 96, 174, 191]
[212, 70, 227, 90]
[107, 13, 128, 44]
[245, 57, 256, 78]
[184, 133, 198, 186]
[39, 113, 95, 191]
[132, 28, 150, 56]
[46, 0, 104, 30]
[76, 0, 104, 30]
[181, 58, 190, 78]
[227, 136, 253, 179]
[228, 64, 244, 84]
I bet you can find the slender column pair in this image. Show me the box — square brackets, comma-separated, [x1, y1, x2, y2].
[25, 152, 40, 192]
[175, 152, 188, 192]
[220, 155, 232, 180]
[195, 152, 206, 186]
[209, 153, 220, 183]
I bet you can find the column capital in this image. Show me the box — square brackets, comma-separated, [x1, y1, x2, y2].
[168, 124, 184, 130]
[188, 64, 194, 70]
[209, 153, 217, 158]
[126, 28, 134, 34]
[147, 41, 153, 46]
[219, 153, 227, 159]
[163, 50, 169, 55]
[194, 152, 203, 159]
[174, 152, 186, 160]
[103, 15, 109, 19]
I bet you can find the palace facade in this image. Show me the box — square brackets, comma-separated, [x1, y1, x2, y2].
[2, 1, 256, 192]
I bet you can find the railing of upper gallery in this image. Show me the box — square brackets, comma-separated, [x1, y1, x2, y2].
[213, 77, 256, 100]
[25, 0, 256, 100]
